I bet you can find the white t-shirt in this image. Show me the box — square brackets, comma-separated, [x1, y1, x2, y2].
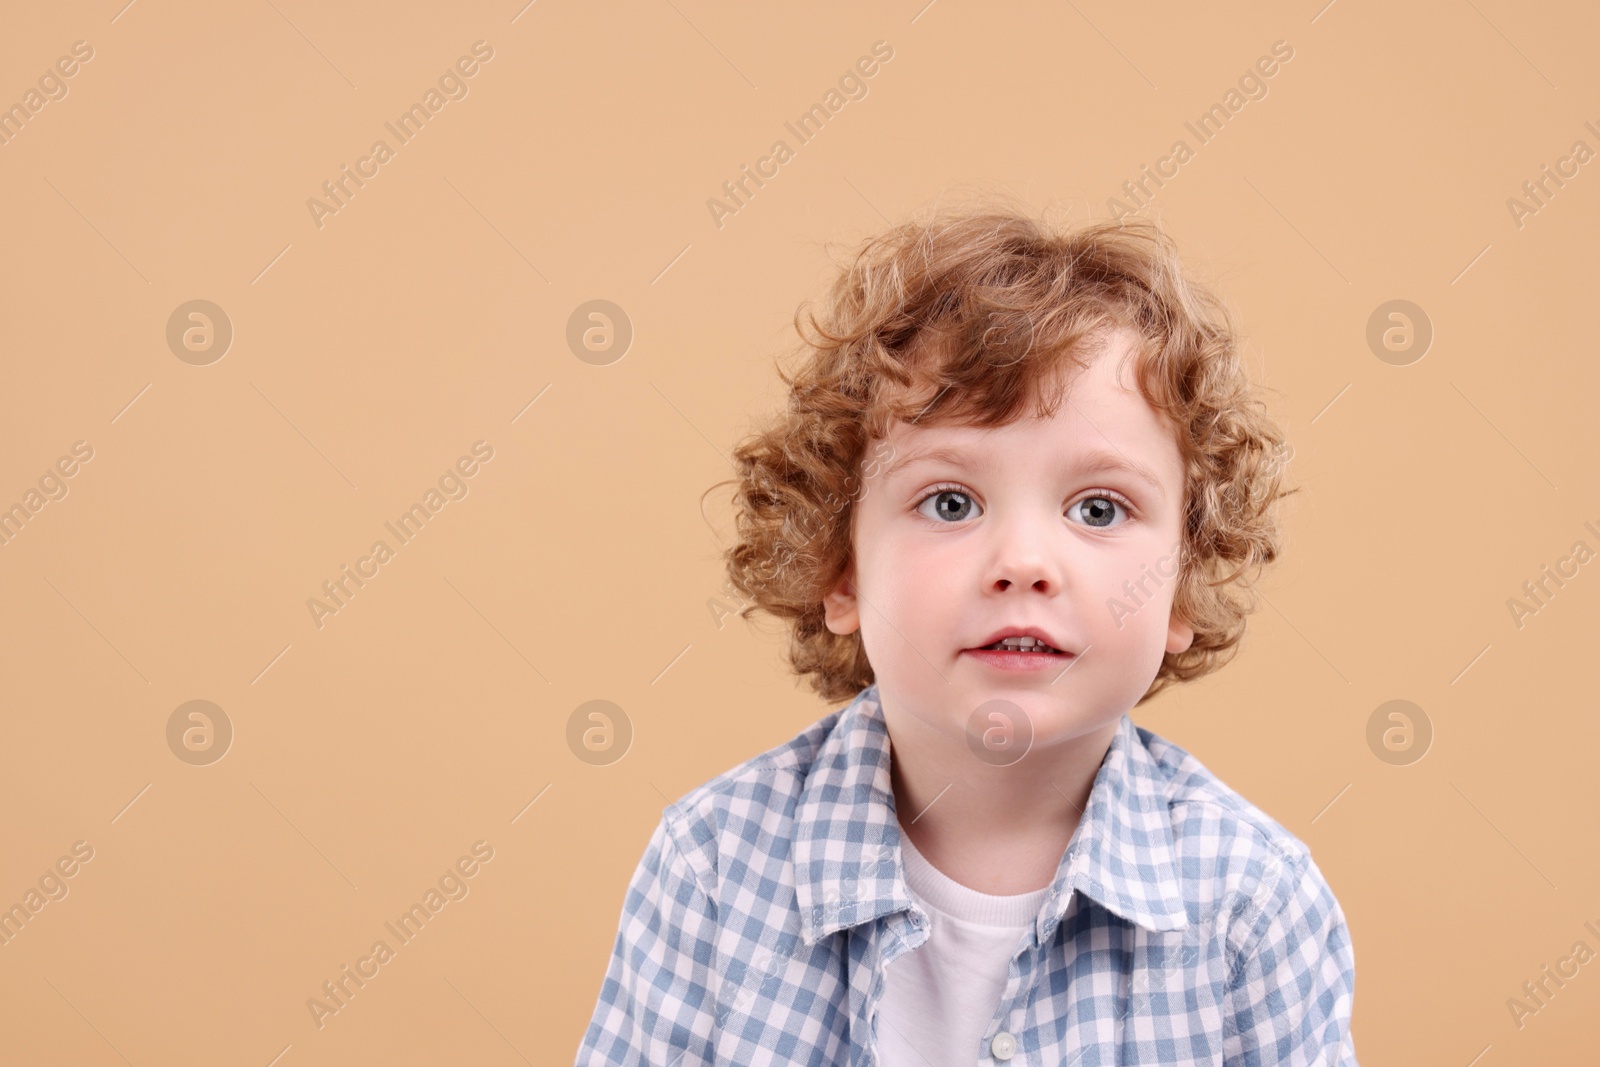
[876, 829, 1051, 1066]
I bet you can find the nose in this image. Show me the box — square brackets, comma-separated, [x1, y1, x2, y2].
[984, 507, 1063, 595]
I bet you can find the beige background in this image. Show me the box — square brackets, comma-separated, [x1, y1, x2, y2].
[1, 0, 1596, 1063]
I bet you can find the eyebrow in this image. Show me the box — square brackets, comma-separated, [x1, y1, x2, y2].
[882, 444, 1168, 503]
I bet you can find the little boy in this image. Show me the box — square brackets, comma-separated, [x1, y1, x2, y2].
[576, 203, 1356, 1066]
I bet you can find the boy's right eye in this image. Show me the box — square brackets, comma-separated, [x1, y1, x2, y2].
[915, 486, 980, 523]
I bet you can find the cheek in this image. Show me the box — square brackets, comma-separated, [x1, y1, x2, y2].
[855, 535, 960, 651]
[1089, 554, 1179, 642]
[869, 551, 945, 625]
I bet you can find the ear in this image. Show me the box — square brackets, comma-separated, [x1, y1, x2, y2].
[1165, 607, 1195, 655]
[822, 561, 861, 636]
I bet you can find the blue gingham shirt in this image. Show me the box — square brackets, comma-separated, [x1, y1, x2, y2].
[576, 684, 1357, 1066]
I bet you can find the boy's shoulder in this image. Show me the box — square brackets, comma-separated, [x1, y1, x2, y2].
[654, 687, 1327, 917]
[653, 704, 846, 895]
[1132, 720, 1318, 868]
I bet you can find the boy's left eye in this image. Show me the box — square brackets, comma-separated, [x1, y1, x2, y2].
[1068, 495, 1128, 528]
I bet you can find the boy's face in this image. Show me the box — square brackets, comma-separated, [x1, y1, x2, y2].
[823, 327, 1195, 755]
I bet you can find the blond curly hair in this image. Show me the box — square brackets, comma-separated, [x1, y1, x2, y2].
[705, 199, 1296, 707]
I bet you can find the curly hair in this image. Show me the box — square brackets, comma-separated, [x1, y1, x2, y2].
[704, 198, 1297, 707]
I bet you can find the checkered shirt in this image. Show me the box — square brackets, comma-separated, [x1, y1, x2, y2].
[576, 684, 1357, 1066]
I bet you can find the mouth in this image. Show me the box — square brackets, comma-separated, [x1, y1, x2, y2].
[962, 642, 1076, 672]
[972, 638, 1068, 655]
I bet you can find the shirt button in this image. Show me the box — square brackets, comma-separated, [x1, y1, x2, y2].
[989, 1031, 1017, 1060]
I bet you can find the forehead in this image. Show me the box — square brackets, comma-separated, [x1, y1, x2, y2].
[864, 337, 1190, 508]
[876, 334, 1181, 482]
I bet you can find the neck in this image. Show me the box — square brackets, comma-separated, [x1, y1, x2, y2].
[883, 698, 1120, 896]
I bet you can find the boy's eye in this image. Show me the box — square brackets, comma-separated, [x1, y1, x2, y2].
[917, 488, 979, 523]
[914, 487, 1132, 528]
[1068, 495, 1128, 529]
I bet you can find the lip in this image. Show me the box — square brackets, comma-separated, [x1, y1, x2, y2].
[967, 625, 1072, 655]
[962, 648, 1077, 672]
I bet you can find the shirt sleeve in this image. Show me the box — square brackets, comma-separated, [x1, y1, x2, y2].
[575, 816, 720, 1067]
[1222, 849, 1357, 1066]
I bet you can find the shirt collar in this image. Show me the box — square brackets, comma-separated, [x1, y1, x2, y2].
[793, 684, 1190, 947]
